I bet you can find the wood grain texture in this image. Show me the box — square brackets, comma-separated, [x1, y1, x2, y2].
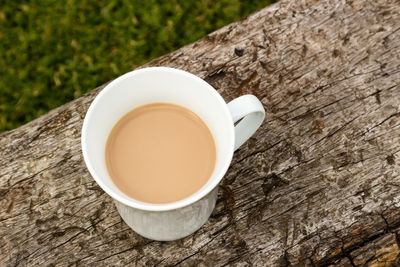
[1, 0, 400, 266]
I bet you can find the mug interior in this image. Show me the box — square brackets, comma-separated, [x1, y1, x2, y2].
[81, 67, 234, 211]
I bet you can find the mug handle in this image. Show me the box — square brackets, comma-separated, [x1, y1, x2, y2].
[227, 94, 265, 150]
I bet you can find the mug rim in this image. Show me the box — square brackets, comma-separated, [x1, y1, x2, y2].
[81, 67, 235, 211]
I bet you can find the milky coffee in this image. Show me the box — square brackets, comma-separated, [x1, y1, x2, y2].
[105, 103, 216, 204]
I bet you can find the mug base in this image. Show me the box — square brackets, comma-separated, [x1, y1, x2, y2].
[113, 186, 218, 241]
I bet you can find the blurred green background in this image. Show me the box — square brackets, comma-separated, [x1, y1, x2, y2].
[0, 0, 274, 133]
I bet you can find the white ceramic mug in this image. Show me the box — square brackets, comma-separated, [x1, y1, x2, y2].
[81, 67, 265, 241]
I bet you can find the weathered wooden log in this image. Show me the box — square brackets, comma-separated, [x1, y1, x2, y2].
[1, 0, 400, 266]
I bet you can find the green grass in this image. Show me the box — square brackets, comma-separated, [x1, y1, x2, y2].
[0, 0, 273, 132]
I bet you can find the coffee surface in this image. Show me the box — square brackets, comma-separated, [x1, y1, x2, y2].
[105, 103, 216, 204]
